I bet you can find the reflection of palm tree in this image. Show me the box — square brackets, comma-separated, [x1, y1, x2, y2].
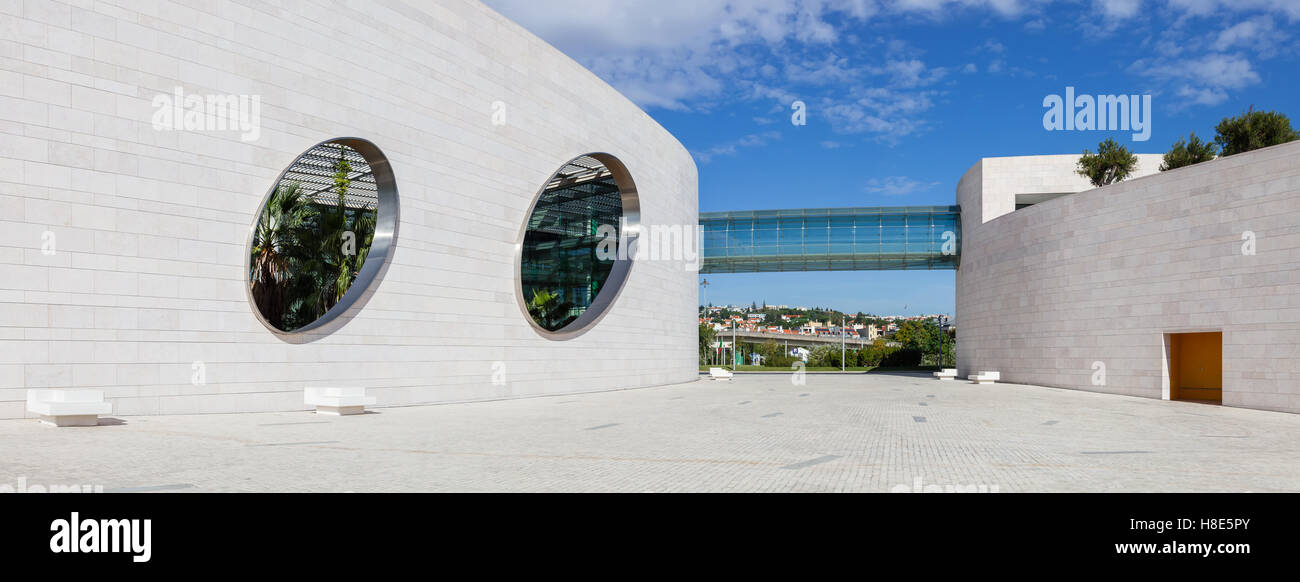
[527, 289, 575, 331]
[250, 182, 312, 330]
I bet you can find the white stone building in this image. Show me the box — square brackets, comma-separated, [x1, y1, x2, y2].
[0, 0, 699, 418]
[957, 143, 1300, 413]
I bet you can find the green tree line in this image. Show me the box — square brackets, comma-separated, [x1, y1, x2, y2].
[701, 319, 954, 369]
[1077, 107, 1297, 188]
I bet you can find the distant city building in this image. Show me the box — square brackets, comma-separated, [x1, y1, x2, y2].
[856, 325, 880, 341]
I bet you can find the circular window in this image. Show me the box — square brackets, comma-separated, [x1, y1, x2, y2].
[247, 138, 399, 335]
[517, 153, 639, 339]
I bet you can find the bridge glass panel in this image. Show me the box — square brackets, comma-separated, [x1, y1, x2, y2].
[698, 205, 960, 273]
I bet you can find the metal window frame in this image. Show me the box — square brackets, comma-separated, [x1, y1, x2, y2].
[514, 153, 641, 341]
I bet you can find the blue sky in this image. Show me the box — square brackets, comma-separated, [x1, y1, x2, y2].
[487, 0, 1300, 317]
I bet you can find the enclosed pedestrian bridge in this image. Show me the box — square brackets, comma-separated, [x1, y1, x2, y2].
[699, 206, 961, 273]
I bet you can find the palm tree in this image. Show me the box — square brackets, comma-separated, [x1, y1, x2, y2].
[291, 144, 377, 324]
[337, 208, 376, 303]
[315, 145, 377, 307]
[252, 143, 380, 331]
[250, 181, 314, 329]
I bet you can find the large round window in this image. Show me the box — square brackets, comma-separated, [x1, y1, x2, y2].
[247, 138, 399, 335]
[517, 154, 639, 339]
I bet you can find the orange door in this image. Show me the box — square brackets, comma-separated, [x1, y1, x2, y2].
[1170, 332, 1222, 402]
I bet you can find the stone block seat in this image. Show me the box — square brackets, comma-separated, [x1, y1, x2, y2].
[708, 367, 734, 381]
[27, 389, 112, 427]
[304, 387, 376, 416]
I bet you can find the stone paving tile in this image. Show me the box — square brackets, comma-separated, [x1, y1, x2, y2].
[1, 373, 1298, 492]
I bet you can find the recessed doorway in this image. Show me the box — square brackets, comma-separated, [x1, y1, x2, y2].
[1167, 332, 1222, 403]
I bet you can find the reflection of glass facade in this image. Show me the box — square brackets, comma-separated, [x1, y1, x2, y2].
[699, 206, 960, 273]
[521, 157, 623, 331]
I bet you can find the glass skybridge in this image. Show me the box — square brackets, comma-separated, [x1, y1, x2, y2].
[699, 205, 961, 273]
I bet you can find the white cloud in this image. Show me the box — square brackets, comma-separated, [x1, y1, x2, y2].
[822, 85, 940, 140]
[584, 52, 729, 111]
[882, 58, 949, 87]
[693, 131, 783, 163]
[864, 175, 940, 195]
[782, 54, 861, 85]
[886, 0, 1037, 17]
[485, 0, 1029, 114]
[1214, 16, 1288, 57]
[487, 0, 1292, 132]
[1080, 0, 1142, 36]
[744, 82, 803, 108]
[979, 38, 1006, 53]
[1131, 53, 1261, 90]
[487, 0, 863, 55]
[1175, 85, 1228, 106]
[1166, 0, 1300, 20]
[1150, 33, 1186, 58]
[1094, 0, 1141, 19]
[1125, 5, 1290, 110]
[1130, 52, 1261, 109]
[486, 0, 869, 110]
[730, 42, 949, 140]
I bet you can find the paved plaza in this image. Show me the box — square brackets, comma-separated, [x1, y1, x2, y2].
[3, 373, 1299, 492]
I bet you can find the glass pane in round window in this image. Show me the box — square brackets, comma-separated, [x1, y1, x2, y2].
[249, 139, 395, 333]
[520, 154, 635, 335]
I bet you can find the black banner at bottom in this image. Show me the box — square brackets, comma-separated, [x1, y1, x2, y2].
[0, 493, 1286, 573]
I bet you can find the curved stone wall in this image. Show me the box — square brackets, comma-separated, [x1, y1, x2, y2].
[0, 0, 699, 417]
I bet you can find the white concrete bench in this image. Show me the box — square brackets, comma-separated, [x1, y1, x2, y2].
[708, 367, 733, 381]
[968, 371, 1000, 384]
[933, 368, 958, 381]
[304, 387, 375, 416]
[27, 389, 112, 427]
